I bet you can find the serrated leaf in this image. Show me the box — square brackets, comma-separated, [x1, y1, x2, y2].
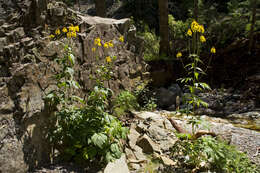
[91, 133, 108, 149]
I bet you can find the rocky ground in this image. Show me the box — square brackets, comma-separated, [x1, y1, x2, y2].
[32, 110, 260, 173]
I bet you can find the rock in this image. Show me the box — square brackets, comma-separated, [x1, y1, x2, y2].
[0, 86, 14, 113]
[104, 154, 130, 173]
[42, 40, 64, 57]
[129, 163, 140, 170]
[147, 124, 168, 141]
[0, 26, 5, 37]
[0, 37, 7, 52]
[135, 122, 147, 133]
[134, 111, 162, 121]
[227, 111, 260, 120]
[168, 83, 182, 97]
[160, 156, 176, 166]
[155, 87, 181, 109]
[133, 145, 147, 161]
[195, 108, 216, 115]
[125, 148, 136, 160]
[158, 137, 178, 152]
[13, 27, 25, 39]
[20, 37, 33, 47]
[0, 136, 28, 173]
[136, 134, 160, 154]
[79, 15, 131, 32]
[128, 126, 140, 150]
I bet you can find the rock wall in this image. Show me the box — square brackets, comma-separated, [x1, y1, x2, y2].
[0, 0, 145, 172]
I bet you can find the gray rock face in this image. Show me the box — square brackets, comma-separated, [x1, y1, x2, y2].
[0, 1, 145, 172]
[104, 154, 130, 173]
[136, 134, 160, 154]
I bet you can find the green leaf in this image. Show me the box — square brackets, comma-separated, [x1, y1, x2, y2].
[68, 53, 75, 65]
[71, 80, 80, 89]
[91, 133, 108, 149]
[106, 151, 115, 162]
[72, 96, 85, 104]
[110, 143, 122, 158]
[199, 83, 211, 90]
[88, 146, 97, 159]
[194, 72, 199, 80]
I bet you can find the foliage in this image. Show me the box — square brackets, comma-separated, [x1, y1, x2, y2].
[60, 0, 74, 6]
[169, 116, 258, 172]
[45, 27, 128, 164]
[168, 14, 190, 53]
[48, 86, 128, 163]
[136, 23, 160, 61]
[113, 90, 139, 117]
[170, 136, 258, 173]
[198, 0, 260, 48]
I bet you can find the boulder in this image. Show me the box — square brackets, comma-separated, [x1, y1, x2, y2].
[155, 85, 182, 110]
[104, 154, 130, 173]
[136, 134, 160, 154]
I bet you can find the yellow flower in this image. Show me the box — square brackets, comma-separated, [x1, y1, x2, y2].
[49, 34, 55, 38]
[191, 20, 199, 32]
[92, 47, 96, 52]
[55, 28, 61, 35]
[211, 47, 216, 54]
[75, 25, 79, 32]
[71, 31, 77, 37]
[200, 35, 206, 43]
[69, 25, 74, 32]
[67, 32, 72, 38]
[119, 36, 124, 42]
[108, 41, 114, 47]
[199, 25, 205, 33]
[187, 29, 192, 36]
[104, 42, 109, 48]
[94, 38, 101, 46]
[106, 56, 112, 63]
[176, 52, 182, 58]
[62, 27, 68, 33]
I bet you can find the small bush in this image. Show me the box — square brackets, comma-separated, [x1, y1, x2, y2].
[169, 136, 258, 173]
[113, 90, 139, 117]
[46, 28, 128, 164]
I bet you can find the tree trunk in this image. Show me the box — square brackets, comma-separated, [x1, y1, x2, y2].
[248, 0, 257, 52]
[194, 0, 198, 21]
[158, 0, 169, 56]
[95, 0, 106, 17]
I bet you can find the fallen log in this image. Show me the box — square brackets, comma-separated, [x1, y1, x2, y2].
[167, 118, 217, 140]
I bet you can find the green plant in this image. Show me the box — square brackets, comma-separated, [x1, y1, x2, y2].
[136, 23, 160, 61]
[45, 29, 128, 164]
[177, 20, 213, 114]
[170, 136, 258, 173]
[113, 90, 139, 117]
